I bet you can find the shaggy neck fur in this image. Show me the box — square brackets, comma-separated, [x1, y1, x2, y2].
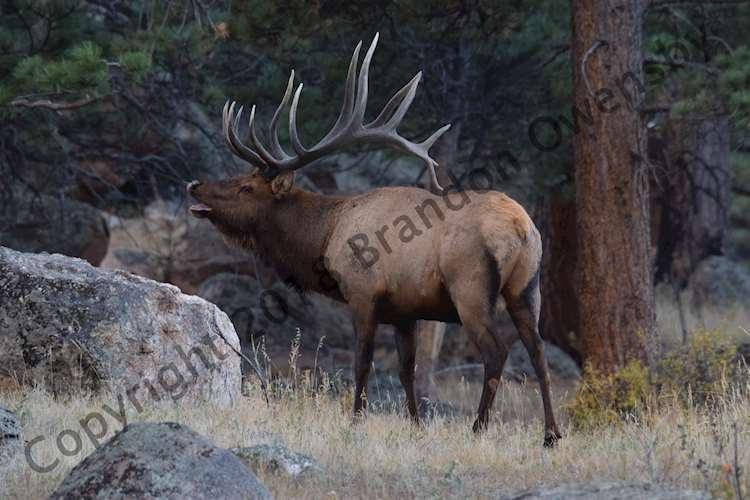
[236, 188, 345, 298]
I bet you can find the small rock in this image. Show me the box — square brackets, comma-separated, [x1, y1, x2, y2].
[50, 422, 271, 500]
[0, 405, 22, 463]
[507, 480, 710, 500]
[0, 406, 21, 442]
[504, 340, 581, 381]
[231, 444, 322, 479]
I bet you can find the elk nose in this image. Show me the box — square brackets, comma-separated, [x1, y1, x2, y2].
[187, 180, 202, 194]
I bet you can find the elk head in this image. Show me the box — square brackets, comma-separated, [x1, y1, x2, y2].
[188, 33, 450, 239]
[187, 171, 295, 240]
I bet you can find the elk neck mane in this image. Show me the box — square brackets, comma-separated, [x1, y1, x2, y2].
[241, 187, 346, 296]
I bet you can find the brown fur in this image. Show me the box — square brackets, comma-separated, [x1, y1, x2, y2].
[189, 171, 561, 445]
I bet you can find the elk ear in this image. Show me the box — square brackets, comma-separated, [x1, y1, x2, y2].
[270, 171, 295, 197]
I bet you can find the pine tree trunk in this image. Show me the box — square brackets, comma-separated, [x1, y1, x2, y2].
[539, 192, 581, 364]
[571, 0, 656, 372]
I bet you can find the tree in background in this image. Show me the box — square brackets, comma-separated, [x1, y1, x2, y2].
[2, 0, 749, 377]
[571, 0, 656, 371]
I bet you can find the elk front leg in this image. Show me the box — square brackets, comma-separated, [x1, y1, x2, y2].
[394, 321, 419, 423]
[351, 306, 377, 419]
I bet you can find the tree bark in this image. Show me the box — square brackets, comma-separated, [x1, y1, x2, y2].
[539, 191, 582, 364]
[571, 0, 656, 372]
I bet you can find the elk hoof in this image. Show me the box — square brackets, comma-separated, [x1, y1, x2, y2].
[543, 431, 562, 448]
[472, 420, 486, 434]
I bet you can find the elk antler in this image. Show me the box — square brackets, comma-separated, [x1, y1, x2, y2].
[222, 33, 452, 191]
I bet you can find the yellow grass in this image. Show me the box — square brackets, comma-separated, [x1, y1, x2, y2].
[1, 372, 748, 499]
[2, 297, 749, 499]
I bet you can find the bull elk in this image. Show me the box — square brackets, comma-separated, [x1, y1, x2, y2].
[188, 34, 561, 446]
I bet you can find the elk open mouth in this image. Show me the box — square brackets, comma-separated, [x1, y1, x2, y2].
[189, 203, 212, 218]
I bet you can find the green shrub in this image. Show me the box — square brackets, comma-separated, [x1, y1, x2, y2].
[566, 360, 653, 429]
[567, 330, 741, 429]
[656, 330, 737, 407]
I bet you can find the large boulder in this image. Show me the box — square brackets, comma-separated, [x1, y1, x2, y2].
[197, 273, 356, 376]
[0, 246, 241, 404]
[507, 480, 709, 500]
[100, 200, 254, 294]
[50, 422, 271, 500]
[0, 191, 109, 266]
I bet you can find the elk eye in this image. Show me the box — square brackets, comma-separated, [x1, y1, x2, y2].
[240, 185, 253, 194]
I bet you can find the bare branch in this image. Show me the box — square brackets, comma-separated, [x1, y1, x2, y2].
[538, 44, 571, 70]
[649, 0, 750, 9]
[644, 55, 719, 73]
[9, 95, 102, 111]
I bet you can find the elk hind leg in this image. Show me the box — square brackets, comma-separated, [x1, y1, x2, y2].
[504, 272, 561, 447]
[452, 297, 507, 433]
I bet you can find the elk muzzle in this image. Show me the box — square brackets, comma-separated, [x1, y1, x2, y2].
[187, 180, 212, 219]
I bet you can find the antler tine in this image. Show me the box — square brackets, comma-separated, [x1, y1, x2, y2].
[427, 160, 443, 192]
[352, 33, 379, 124]
[420, 123, 452, 150]
[382, 71, 421, 130]
[386, 129, 451, 191]
[220, 34, 451, 191]
[223, 101, 268, 169]
[289, 83, 308, 156]
[268, 71, 295, 159]
[320, 41, 362, 143]
[247, 104, 278, 166]
[366, 72, 421, 129]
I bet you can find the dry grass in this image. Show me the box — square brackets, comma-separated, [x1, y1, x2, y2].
[1, 370, 749, 499]
[656, 284, 750, 350]
[2, 297, 749, 499]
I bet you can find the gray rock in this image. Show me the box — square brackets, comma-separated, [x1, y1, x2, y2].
[0, 405, 21, 442]
[231, 444, 321, 479]
[504, 340, 581, 381]
[197, 273, 354, 375]
[690, 255, 750, 308]
[0, 405, 22, 463]
[100, 200, 254, 295]
[50, 422, 271, 500]
[507, 480, 709, 500]
[0, 191, 109, 266]
[0, 246, 241, 405]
